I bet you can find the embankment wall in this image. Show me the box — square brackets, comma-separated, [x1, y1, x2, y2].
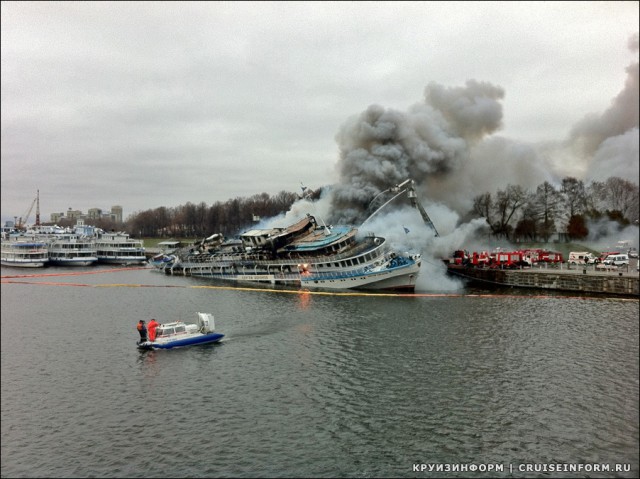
[448, 266, 639, 297]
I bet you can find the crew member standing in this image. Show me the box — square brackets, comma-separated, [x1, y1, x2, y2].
[147, 318, 159, 342]
[137, 320, 147, 342]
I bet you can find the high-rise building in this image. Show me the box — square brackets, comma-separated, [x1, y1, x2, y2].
[88, 208, 102, 220]
[111, 205, 123, 223]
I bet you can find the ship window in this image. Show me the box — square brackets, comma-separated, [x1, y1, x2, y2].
[175, 325, 186, 333]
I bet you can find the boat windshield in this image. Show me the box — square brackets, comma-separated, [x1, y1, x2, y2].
[158, 324, 187, 336]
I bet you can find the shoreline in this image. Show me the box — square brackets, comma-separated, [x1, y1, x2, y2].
[447, 263, 639, 298]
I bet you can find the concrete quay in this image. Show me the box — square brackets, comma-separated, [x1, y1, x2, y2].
[447, 262, 639, 297]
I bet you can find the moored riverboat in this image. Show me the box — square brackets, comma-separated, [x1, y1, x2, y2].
[0, 237, 49, 268]
[94, 231, 147, 265]
[47, 234, 98, 266]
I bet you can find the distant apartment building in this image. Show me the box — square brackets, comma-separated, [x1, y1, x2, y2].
[111, 205, 123, 223]
[50, 212, 65, 223]
[49, 205, 124, 224]
[87, 208, 102, 220]
[66, 208, 83, 220]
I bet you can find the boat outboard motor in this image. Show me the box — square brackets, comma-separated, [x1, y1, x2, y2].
[197, 312, 215, 333]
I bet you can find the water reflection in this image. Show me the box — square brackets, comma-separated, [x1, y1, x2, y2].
[297, 290, 312, 309]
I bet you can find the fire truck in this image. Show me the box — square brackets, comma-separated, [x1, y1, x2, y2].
[520, 248, 563, 264]
[447, 247, 563, 269]
[490, 251, 527, 268]
[470, 251, 491, 267]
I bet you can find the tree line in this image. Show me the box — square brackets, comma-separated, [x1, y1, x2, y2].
[52, 176, 637, 242]
[124, 189, 322, 239]
[469, 176, 639, 241]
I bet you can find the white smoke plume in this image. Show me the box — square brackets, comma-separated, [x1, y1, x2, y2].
[568, 35, 639, 183]
[586, 129, 639, 182]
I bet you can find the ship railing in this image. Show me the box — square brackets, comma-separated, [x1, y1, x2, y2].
[179, 236, 388, 267]
[303, 256, 417, 281]
[302, 265, 386, 281]
[306, 236, 387, 262]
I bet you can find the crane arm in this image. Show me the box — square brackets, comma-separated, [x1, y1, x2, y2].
[18, 197, 37, 229]
[402, 180, 440, 237]
[361, 178, 440, 237]
[409, 192, 439, 237]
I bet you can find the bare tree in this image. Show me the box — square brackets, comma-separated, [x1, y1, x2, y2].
[493, 185, 528, 239]
[530, 181, 562, 241]
[561, 177, 586, 217]
[603, 177, 639, 220]
[472, 192, 493, 228]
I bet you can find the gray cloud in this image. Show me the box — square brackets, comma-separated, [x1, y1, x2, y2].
[1, 2, 638, 224]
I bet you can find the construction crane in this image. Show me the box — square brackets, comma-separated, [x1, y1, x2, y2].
[17, 190, 40, 230]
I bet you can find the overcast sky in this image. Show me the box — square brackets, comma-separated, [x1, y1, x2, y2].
[1, 1, 638, 225]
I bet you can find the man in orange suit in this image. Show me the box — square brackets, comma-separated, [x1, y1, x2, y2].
[147, 319, 160, 342]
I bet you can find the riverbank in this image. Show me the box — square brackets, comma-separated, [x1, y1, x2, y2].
[447, 263, 639, 297]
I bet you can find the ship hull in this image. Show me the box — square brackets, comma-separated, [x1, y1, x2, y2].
[160, 258, 420, 292]
[49, 259, 97, 267]
[301, 260, 420, 291]
[1, 260, 48, 268]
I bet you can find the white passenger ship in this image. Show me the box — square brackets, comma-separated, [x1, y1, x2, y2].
[0, 236, 49, 268]
[93, 231, 147, 265]
[149, 214, 422, 291]
[47, 234, 98, 266]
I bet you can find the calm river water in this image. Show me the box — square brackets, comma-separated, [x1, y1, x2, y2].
[1, 265, 638, 478]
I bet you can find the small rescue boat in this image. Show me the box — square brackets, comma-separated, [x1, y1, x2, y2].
[137, 312, 224, 350]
